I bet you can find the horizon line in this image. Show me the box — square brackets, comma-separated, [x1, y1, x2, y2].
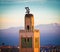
[0, 23, 60, 30]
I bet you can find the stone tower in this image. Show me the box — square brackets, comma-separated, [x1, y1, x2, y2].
[19, 7, 40, 52]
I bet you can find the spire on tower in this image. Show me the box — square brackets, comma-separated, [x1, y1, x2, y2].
[25, 7, 30, 14]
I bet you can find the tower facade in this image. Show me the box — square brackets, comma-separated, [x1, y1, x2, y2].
[19, 7, 40, 52]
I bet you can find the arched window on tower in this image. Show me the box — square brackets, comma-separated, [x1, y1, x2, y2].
[27, 37, 32, 48]
[27, 25, 29, 31]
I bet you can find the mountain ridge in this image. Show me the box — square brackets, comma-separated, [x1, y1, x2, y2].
[0, 23, 60, 46]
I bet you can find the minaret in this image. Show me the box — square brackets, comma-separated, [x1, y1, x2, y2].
[19, 7, 40, 52]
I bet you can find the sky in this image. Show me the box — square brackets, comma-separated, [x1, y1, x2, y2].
[0, 0, 60, 29]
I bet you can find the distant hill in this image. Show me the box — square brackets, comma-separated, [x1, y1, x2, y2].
[35, 23, 60, 46]
[0, 23, 60, 46]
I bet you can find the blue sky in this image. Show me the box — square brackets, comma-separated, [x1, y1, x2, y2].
[0, 0, 60, 29]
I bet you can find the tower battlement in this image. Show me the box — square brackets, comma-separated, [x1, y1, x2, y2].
[25, 14, 33, 17]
